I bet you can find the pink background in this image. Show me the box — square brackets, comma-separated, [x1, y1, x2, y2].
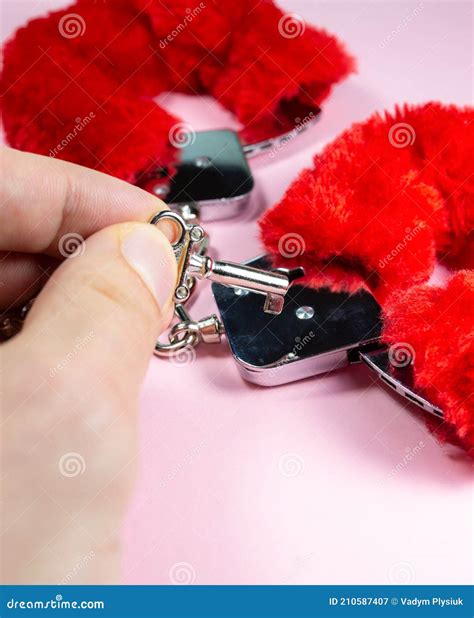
[2, 0, 473, 585]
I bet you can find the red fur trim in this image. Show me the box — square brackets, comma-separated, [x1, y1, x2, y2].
[260, 102, 473, 301]
[260, 102, 474, 453]
[383, 273, 474, 454]
[1, 0, 354, 181]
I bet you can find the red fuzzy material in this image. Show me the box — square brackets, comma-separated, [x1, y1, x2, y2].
[260, 103, 473, 302]
[260, 102, 474, 453]
[1, 0, 354, 183]
[383, 273, 474, 455]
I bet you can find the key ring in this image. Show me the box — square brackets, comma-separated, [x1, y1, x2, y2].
[154, 305, 224, 357]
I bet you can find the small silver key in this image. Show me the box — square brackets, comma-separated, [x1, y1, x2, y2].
[150, 211, 304, 315]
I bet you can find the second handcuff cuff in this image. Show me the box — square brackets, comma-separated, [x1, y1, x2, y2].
[151, 211, 444, 422]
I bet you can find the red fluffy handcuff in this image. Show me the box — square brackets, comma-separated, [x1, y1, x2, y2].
[260, 102, 474, 455]
[1, 0, 353, 182]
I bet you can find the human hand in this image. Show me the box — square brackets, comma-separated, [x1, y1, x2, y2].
[0, 147, 177, 584]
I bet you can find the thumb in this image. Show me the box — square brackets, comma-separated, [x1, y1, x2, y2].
[7, 222, 177, 403]
[1, 223, 176, 583]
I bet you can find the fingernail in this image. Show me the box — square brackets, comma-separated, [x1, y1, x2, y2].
[121, 225, 176, 308]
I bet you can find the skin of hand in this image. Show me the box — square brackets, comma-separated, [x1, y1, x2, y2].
[0, 147, 178, 584]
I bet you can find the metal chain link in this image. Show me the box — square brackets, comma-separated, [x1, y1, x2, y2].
[154, 304, 224, 357]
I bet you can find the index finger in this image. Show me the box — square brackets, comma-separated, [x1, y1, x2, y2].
[0, 147, 169, 256]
